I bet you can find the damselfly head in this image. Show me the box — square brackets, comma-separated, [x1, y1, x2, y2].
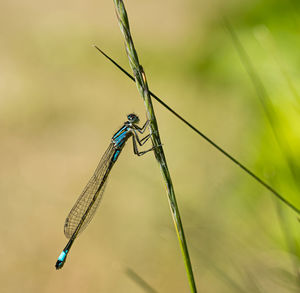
[127, 113, 139, 124]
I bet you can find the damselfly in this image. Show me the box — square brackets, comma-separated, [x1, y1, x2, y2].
[55, 113, 155, 270]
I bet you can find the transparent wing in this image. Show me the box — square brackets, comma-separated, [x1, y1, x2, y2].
[64, 143, 115, 239]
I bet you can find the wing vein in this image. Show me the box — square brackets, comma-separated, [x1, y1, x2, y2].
[64, 143, 115, 239]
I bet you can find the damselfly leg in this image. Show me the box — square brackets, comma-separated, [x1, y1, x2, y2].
[133, 119, 149, 133]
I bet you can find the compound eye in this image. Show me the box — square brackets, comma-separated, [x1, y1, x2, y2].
[127, 114, 134, 121]
[127, 113, 139, 123]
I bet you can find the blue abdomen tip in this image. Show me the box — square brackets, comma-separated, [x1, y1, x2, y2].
[58, 251, 67, 261]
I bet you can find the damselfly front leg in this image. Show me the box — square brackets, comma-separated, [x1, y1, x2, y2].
[133, 119, 149, 134]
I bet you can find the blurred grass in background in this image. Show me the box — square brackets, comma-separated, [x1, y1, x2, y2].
[0, 0, 300, 292]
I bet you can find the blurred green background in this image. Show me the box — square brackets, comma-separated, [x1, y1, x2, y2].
[1, 0, 300, 292]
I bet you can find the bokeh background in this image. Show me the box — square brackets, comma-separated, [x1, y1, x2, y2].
[1, 0, 300, 292]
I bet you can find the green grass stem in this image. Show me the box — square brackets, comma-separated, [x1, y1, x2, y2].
[112, 1, 197, 292]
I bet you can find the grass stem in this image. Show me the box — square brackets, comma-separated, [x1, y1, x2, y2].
[112, 1, 197, 291]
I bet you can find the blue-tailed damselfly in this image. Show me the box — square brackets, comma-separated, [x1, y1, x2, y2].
[55, 113, 154, 269]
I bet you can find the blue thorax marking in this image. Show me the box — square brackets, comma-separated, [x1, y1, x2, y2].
[112, 125, 127, 139]
[112, 125, 132, 149]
